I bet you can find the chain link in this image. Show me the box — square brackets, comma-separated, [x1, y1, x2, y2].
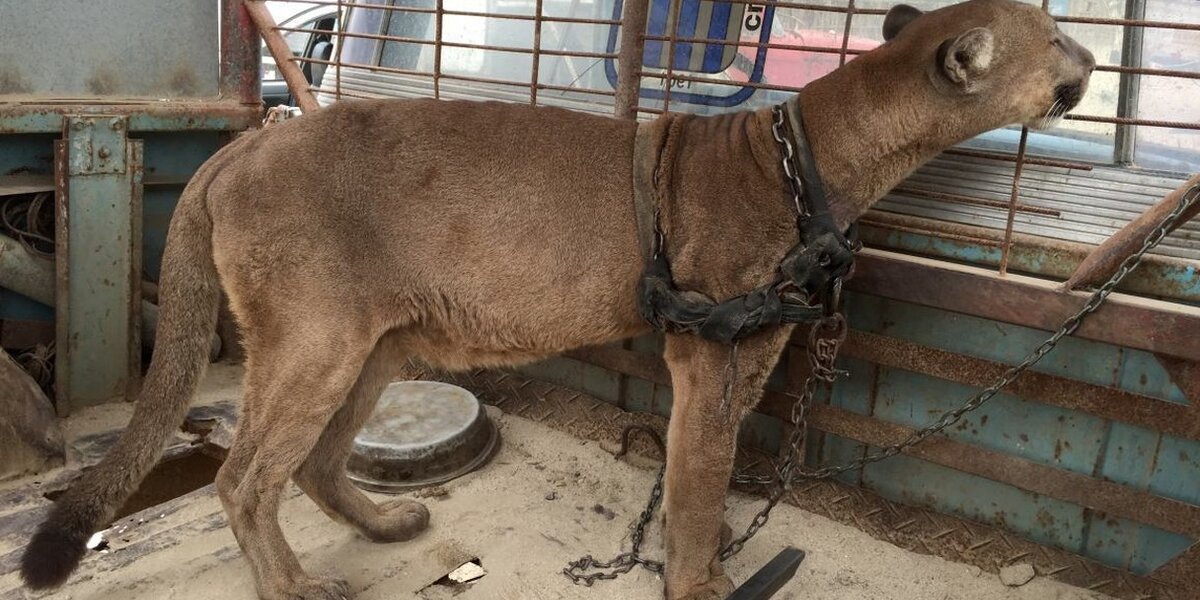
[771, 106, 808, 218]
[564, 118, 1199, 585]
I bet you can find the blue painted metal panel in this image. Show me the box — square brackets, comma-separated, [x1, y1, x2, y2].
[811, 292, 1198, 574]
[862, 453, 1091, 552]
[0, 134, 56, 175]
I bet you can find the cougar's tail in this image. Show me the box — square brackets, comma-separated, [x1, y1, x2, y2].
[20, 158, 224, 589]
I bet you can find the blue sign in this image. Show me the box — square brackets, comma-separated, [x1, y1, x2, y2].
[605, 0, 775, 107]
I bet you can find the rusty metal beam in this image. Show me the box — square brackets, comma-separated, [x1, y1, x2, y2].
[244, 0, 321, 113]
[220, 0, 261, 105]
[613, 0, 649, 120]
[0, 102, 260, 134]
[838, 330, 1200, 441]
[848, 248, 1200, 362]
[857, 211, 1198, 302]
[1064, 175, 1200, 291]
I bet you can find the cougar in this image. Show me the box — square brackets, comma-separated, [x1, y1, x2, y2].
[23, 1, 1094, 598]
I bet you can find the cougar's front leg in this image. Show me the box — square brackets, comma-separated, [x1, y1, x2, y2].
[660, 327, 793, 600]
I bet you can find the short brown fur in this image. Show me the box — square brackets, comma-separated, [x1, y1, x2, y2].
[23, 1, 1093, 598]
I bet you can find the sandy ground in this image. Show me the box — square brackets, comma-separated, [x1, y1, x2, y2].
[0, 372, 1112, 600]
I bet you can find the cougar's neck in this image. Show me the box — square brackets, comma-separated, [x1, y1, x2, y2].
[786, 46, 976, 229]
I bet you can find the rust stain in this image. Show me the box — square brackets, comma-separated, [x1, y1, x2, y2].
[168, 66, 199, 97]
[1036, 508, 1057, 528]
[0, 65, 31, 94]
[86, 68, 120, 96]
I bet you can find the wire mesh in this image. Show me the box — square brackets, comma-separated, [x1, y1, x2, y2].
[258, 0, 1199, 275]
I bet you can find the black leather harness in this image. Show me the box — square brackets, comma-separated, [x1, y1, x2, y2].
[632, 103, 859, 345]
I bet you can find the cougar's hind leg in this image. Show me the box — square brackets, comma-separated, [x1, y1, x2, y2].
[215, 320, 376, 600]
[294, 335, 429, 543]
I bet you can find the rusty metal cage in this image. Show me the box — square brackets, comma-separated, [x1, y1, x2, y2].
[250, 0, 1200, 596]
[260, 0, 1199, 302]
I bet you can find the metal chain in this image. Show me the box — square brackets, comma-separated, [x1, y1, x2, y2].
[771, 106, 809, 218]
[563, 465, 666, 584]
[564, 132, 1199, 585]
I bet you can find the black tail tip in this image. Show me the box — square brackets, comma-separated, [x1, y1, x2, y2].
[20, 525, 88, 590]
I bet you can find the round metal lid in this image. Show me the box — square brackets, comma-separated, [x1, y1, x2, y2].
[347, 381, 499, 493]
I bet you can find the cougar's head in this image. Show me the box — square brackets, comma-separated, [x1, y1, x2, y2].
[882, 0, 1096, 131]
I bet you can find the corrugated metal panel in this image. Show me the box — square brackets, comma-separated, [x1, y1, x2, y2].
[878, 158, 1199, 261]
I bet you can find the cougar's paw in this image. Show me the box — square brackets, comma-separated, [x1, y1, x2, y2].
[363, 499, 429, 543]
[672, 574, 736, 600]
[278, 575, 352, 600]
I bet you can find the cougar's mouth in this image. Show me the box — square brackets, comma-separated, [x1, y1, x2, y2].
[1055, 82, 1084, 113]
[1030, 83, 1082, 131]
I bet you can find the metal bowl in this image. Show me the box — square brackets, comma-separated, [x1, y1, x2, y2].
[347, 381, 499, 493]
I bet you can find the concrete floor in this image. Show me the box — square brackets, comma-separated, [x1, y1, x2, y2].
[0, 364, 1114, 600]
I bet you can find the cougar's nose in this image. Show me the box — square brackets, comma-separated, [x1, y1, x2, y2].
[1082, 46, 1096, 73]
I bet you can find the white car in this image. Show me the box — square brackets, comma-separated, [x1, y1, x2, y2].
[261, 2, 339, 107]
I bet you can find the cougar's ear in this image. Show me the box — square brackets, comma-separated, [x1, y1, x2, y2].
[937, 27, 995, 91]
[882, 4, 923, 41]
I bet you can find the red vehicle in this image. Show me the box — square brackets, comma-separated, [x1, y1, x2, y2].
[729, 29, 880, 90]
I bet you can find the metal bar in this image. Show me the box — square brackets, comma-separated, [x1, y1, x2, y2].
[220, 0, 262, 105]
[531, 0, 544, 105]
[1096, 64, 1200, 80]
[0, 102, 260, 134]
[856, 211, 1200, 302]
[263, 0, 622, 25]
[998, 128, 1030, 274]
[778, 401, 1200, 539]
[54, 117, 142, 414]
[725, 547, 806, 600]
[847, 248, 1200, 362]
[334, 0, 346, 102]
[1114, 0, 1147, 165]
[640, 34, 870, 57]
[310, 80, 617, 100]
[279, 29, 620, 60]
[434, 0, 443, 99]
[1064, 174, 1200, 290]
[615, 0, 651, 119]
[892, 185, 1061, 217]
[661, 0, 677, 113]
[941, 148, 1093, 171]
[1055, 15, 1200, 30]
[838, 330, 1200, 441]
[244, 0, 321, 113]
[838, 0, 855, 67]
[1065, 114, 1200, 130]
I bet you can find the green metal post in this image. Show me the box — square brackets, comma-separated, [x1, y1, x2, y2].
[54, 115, 143, 413]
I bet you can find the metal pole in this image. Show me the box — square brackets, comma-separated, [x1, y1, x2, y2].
[244, 0, 322, 113]
[614, 0, 650, 120]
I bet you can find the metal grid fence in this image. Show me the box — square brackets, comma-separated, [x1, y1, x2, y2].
[257, 0, 1199, 282]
